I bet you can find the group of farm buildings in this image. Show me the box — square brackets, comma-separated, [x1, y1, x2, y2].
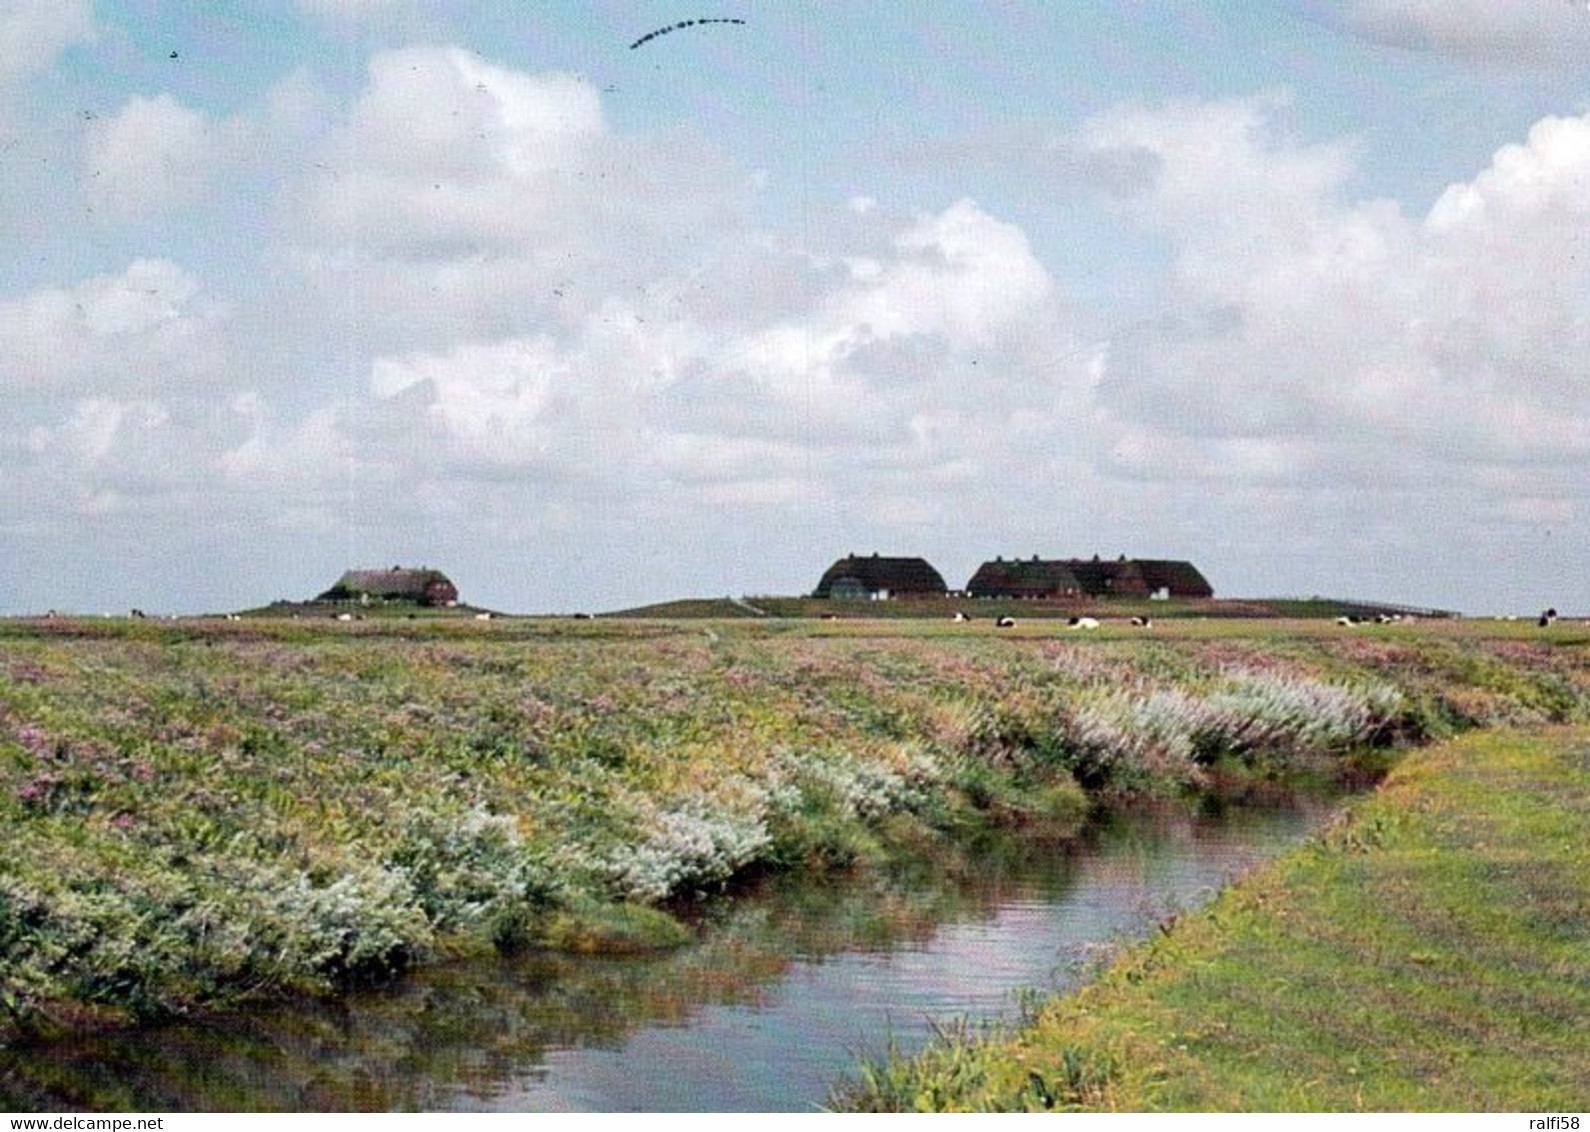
[815, 554, 1213, 601]
[313, 555, 1213, 610]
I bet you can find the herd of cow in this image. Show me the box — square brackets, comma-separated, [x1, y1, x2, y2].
[946, 612, 1152, 630]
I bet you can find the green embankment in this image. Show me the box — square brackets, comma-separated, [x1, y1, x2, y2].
[602, 595, 1430, 621]
[840, 725, 1590, 1111]
[2, 618, 1587, 1044]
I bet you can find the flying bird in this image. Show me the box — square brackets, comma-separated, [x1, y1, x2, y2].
[630, 17, 745, 50]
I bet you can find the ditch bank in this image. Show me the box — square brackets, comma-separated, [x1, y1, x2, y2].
[1, 621, 1587, 1045]
[837, 725, 1590, 1111]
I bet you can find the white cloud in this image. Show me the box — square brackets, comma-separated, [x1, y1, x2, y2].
[0, 259, 229, 393]
[1427, 112, 1590, 233]
[370, 337, 562, 466]
[26, 398, 168, 467]
[264, 46, 1086, 521]
[0, 0, 93, 105]
[733, 199, 1054, 389]
[300, 45, 606, 255]
[218, 401, 350, 494]
[1076, 93, 1590, 520]
[1079, 94, 1357, 287]
[219, 77, 1590, 612]
[1337, 0, 1590, 66]
[84, 94, 221, 221]
[0, 260, 250, 544]
[11, 392, 245, 528]
[340, 194, 1070, 495]
[73, 70, 332, 226]
[274, 44, 757, 377]
[14, 37, 1590, 615]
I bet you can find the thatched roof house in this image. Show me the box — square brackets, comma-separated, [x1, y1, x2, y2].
[1135, 559, 1214, 598]
[965, 555, 1214, 600]
[1067, 556, 1149, 597]
[815, 554, 947, 599]
[1066, 556, 1213, 599]
[966, 556, 1082, 599]
[317, 566, 459, 607]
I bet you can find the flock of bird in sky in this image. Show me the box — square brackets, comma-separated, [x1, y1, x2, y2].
[629, 17, 746, 50]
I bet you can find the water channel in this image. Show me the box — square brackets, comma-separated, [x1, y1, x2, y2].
[0, 800, 1337, 1112]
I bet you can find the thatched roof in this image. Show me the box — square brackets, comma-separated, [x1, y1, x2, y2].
[966, 557, 1082, 598]
[814, 554, 947, 598]
[1066, 557, 1148, 596]
[1135, 559, 1214, 598]
[317, 567, 458, 604]
[1064, 556, 1213, 598]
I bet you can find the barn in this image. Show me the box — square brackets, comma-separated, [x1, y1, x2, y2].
[814, 554, 948, 600]
[965, 556, 1082, 599]
[317, 566, 460, 607]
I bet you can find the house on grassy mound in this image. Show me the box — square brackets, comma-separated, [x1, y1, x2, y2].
[814, 553, 947, 600]
[966, 555, 1214, 600]
[1066, 555, 1213, 599]
[1066, 555, 1150, 597]
[1134, 559, 1214, 599]
[966, 556, 1083, 599]
[317, 566, 459, 607]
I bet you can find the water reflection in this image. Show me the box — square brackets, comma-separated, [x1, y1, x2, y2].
[1, 802, 1333, 1112]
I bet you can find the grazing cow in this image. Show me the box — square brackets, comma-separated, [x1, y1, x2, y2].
[1129, 616, 1152, 628]
[952, 612, 970, 623]
[1539, 608, 1559, 628]
[475, 612, 493, 621]
[995, 615, 1016, 628]
[1068, 616, 1100, 630]
[1335, 616, 1354, 626]
[130, 608, 147, 620]
[335, 612, 354, 622]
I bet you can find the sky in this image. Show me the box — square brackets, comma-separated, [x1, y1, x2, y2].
[2, 1, 1588, 616]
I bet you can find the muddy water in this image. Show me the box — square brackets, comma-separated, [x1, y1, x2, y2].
[0, 802, 1334, 1112]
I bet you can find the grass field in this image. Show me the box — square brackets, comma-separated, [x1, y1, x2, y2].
[837, 725, 1590, 1111]
[2, 615, 1587, 1044]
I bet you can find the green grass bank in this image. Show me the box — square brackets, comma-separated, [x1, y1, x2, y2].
[838, 725, 1590, 1111]
[2, 617, 1588, 1043]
